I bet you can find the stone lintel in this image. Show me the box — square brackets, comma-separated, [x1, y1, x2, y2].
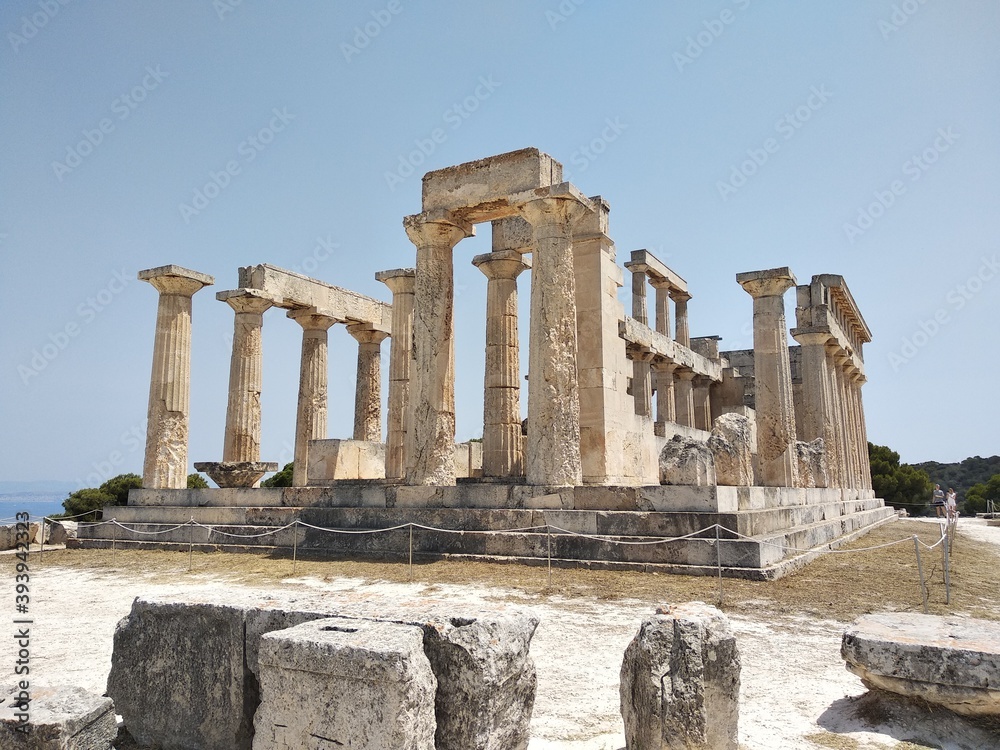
[238, 264, 392, 334]
[139, 264, 215, 287]
[492, 215, 534, 253]
[619, 317, 722, 381]
[737, 267, 797, 297]
[625, 249, 688, 294]
[421, 147, 563, 221]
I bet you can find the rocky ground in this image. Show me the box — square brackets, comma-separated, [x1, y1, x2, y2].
[3, 517, 999, 749]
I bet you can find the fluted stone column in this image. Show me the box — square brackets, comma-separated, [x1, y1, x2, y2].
[843, 364, 864, 489]
[738, 268, 799, 487]
[348, 324, 389, 443]
[854, 372, 872, 490]
[793, 330, 839, 487]
[288, 309, 338, 487]
[672, 291, 691, 347]
[692, 375, 713, 431]
[472, 250, 530, 477]
[833, 352, 857, 488]
[630, 269, 653, 418]
[653, 361, 677, 433]
[403, 213, 473, 485]
[674, 368, 696, 428]
[825, 343, 848, 488]
[219, 290, 273, 463]
[139, 265, 214, 489]
[376, 269, 415, 480]
[519, 195, 588, 486]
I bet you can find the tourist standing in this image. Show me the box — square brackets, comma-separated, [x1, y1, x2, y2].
[932, 484, 945, 518]
[946, 488, 958, 520]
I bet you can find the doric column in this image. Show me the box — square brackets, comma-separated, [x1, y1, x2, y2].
[348, 324, 389, 443]
[218, 290, 273, 463]
[376, 269, 415, 480]
[825, 343, 848, 488]
[844, 364, 865, 490]
[519, 194, 589, 486]
[402, 213, 473, 485]
[629, 268, 653, 417]
[792, 330, 838, 487]
[653, 361, 677, 432]
[653, 282, 672, 337]
[287, 309, 338, 487]
[737, 268, 799, 487]
[672, 291, 691, 347]
[674, 368, 696, 428]
[853, 372, 872, 490]
[472, 250, 530, 477]
[692, 375, 713, 431]
[833, 352, 857, 488]
[139, 265, 213, 489]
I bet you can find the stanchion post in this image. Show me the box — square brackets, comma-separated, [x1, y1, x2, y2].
[39, 517, 45, 564]
[913, 535, 928, 614]
[408, 524, 414, 582]
[943, 533, 951, 606]
[111, 518, 117, 567]
[715, 524, 723, 607]
[189, 517, 194, 572]
[547, 526, 552, 589]
[292, 519, 298, 574]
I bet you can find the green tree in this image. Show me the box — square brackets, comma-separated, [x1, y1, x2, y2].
[99, 473, 143, 505]
[261, 462, 293, 488]
[868, 442, 933, 515]
[61, 472, 142, 521]
[187, 473, 209, 489]
[965, 474, 1000, 514]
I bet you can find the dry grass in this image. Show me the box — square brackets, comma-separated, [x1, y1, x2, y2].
[35, 520, 1000, 622]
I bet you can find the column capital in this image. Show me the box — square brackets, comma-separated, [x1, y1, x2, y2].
[675, 367, 697, 381]
[287, 307, 340, 331]
[737, 267, 797, 298]
[650, 360, 679, 374]
[472, 250, 531, 280]
[217, 289, 273, 315]
[669, 290, 692, 303]
[139, 265, 214, 297]
[403, 212, 474, 247]
[517, 192, 592, 231]
[375, 268, 416, 295]
[791, 328, 833, 347]
[346, 323, 389, 346]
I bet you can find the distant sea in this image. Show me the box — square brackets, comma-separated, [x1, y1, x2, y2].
[0, 492, 68, 522]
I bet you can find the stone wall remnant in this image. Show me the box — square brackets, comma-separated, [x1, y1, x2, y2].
[659, 435, 716, 486]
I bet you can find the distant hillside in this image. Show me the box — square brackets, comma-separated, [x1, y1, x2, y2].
[914, 455, 1000, 500]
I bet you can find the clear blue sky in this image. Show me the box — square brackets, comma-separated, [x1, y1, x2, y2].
[2, 0, 997, 485]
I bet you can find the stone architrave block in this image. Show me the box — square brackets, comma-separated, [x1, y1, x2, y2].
[253, 618, 437, 750]
[794, 439, 828, 489]
[842, 612, 1000, 717]
[620, 602, 741, 750]
[0, 685, 116, 750]
[420, 614, 539, 750]
[708, 413, 753, 486]
[659, 435, 717, 486]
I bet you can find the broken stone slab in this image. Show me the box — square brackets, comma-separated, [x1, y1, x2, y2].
[842, 612, 1000, 717]
[46, 520, 78, 546]
[108, 592, 538, 750]
[620, 602, 741, 750]
[254, 617, 437, 750]
[0, 685, 116, 750]
[708, 413, 753, 486]
[659, 435, 717, 486]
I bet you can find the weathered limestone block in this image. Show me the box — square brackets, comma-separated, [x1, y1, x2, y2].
[254, 618, 437, 750]
[794, 439, 828, 489]
[47, 520, 78, 545]
[421, 614, 538, 750]
[659, 435, 717, 486]
[620, 603, 741, 750]
[0, 525, 18, 551]
[842, 612, 1000, 717]
[307, 439, 386, 482]
[0, 685, 116, 750]
[708, 413, 753, 486]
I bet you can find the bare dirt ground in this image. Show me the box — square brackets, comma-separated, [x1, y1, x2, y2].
[4, 517, 999, 749]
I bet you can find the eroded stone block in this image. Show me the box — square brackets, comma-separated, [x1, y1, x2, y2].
[620, 603, 740, 750]
[0, 685, 116, 750]
[708, 413, 753, 486]
[254, 618, 436, 750]
[659, 435, 716, 486]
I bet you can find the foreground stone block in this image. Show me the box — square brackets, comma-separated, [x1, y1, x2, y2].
[46, 520, 78, 545]
[842, 612, 1000, 717]
[254, 618, 436, 750]
[0, 685, 116, 750]
[421, 614, 538, 750]
[794, 438, 828, 489]
[659, 435, 716, 486]
[620, 603, 740, 749]
[708, 413, 753, 486]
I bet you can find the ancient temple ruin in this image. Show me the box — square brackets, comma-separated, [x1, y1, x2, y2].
[78, 148, 894, 578]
